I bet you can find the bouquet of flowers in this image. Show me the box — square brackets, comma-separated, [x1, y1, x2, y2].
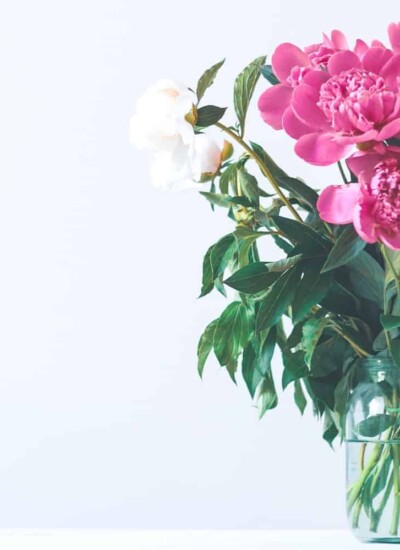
[131, 23, 400, 540]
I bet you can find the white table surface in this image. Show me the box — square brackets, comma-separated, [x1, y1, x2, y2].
[0, 530, 390, 549]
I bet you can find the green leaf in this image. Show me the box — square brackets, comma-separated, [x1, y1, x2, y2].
[197, 319, 218, 377]
[196, 59, 225, 102]
[281, 349, 308, 389]
[219, 163, 238, 194]
[334, 362, 357, 416]
[234, 227, 267, 267]
[294, 380, 307, 415]
[242, 341, 262, 398]
[347, 251, 384, 308]
[256, 266, 301, 331]
[272, 216, 331, 253]
[322, 225, 366, 273]
[259, 326, 277, 376]
[200, 234, 237, 297]
[250, 142, 287, 182]
[277, 176, 318, 209]
[260, 64, 279, 85]
[302, 317, 330, 367]
[391, 339, 400, 367]
[384, 249, 400, 288]
[213, 302, 252, 375]
[234, 55, 266, 136]
[196, 105, 227, 128]
[323, 410, 339, 447]
[224, 262, 279, 294]
[292, 261, 333, 324]
[381, 314, 400, 330]
[200, 192, 252, 209]
[257, 374, 278, 418]
[265, 254, 304, 272]
[238, 169, 259, 206]
[320, 281, 360, 317]
[355, 414, 395, 438]
[311, 335, 351, 378]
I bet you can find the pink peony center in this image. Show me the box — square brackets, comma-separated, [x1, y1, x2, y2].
[367, 158, 400, 231]
[317, 68, 400, 134]
[287, 66, 311, 87]
[307, 45, 335, 68]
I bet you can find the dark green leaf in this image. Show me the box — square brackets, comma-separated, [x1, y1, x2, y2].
[391, 339, 400, 367]
[200, 234, 237, 297]
[213, 302, 252, 374]
[381, 314, 400, 330]
[234, 55, 266, 136]
[320, 281, 359, 317]
[197, 319, 218, 377]
[311, 336, 350, 378]
[256, 266, 301, 331]
[384, 248, 400, 288]
[219, 163, 237, 194]
[250, 142, 288, 181]
[196, 59, 225, 102]
[277, 176, 318, 209]
[224, 262, 279, 293]
[266, 254, 304, 273]
[355, 414, 395, 437]
[259, 326, 277, 376]
[272, 216, 331, 253]
[238, 169, 259, 206]
[281, 349, 308, 389]
[347, 251, 384, 308]
[302, 317, 330, 367]
[323, 410, 339, 447]
[200, 192, 252, 209]
[234, 228, 267, 267]
[196, 105, 227, 128]
[292, 262, 333, 324]
[260, 64, 279, 85]
[322, 225, 365, 273]
[242, 341, 262, 398]
[294, 380, 307, 415]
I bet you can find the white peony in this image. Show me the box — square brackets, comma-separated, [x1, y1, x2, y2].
[150, 134, 222, 191]
[129, 79, 197, 151]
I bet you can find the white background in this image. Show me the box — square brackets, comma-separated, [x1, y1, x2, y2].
[0, 0, 397, 529]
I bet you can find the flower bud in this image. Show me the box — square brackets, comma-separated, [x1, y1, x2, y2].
[221, 140, 234, 162]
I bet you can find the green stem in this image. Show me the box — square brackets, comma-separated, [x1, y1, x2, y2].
[382, 245, 400, 298]
[337, 161, 348, 184]
[391, 387, 400, 536]
[215, 122, 303, 223]
[370, 468, 394, 532]
[347, 444, 383, 511]
[352, 495, 363, 530]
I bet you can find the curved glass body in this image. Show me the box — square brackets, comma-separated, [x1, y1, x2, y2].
[346, 357, 400, 543]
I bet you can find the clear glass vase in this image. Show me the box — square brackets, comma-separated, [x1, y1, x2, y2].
[346, 357, 400, 543]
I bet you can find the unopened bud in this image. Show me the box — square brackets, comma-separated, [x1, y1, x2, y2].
[221, 140, 234, 162]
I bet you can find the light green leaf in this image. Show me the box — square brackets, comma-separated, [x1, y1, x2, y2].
[196, 59, 225, 102]
[256, 374, 278, 418]
[238, 169, 259, 206]
[322, 225, 365, 273]
[197, 319, 218, 377]
[234, 55, 266, 136]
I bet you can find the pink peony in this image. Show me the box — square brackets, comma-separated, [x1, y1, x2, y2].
[259, 24, 400, 167]
[317, 148, 400, 249]
[258, 31, 349, 132]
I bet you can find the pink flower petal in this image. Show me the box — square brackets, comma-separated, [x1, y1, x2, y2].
[380, 53, 400, 89]
[317, 184, 360, 224]
[354, 39, 369, 58]
[291, 84, 327, 129]
[271, 43, 310, 83]
[388, 22, 400, 52]
[362, 47, 393, 74]
[327, 50, 362, 76]
[334, 129, 378, 145]
[353, 205, 377, 243]
[378, 119, 400, 140]
[379, 230, 400, 250]
[295, 132, 353, 166]
[330, 30, 349, 50]
[372, 39, 386, 48]
[302, 70, 330, 87]
[258, 84, 292, 130]
[346, 151, 383, 180]
[282, 107, 314, 139]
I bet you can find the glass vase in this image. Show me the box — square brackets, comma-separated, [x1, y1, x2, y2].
[346, 357, 400, 543]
